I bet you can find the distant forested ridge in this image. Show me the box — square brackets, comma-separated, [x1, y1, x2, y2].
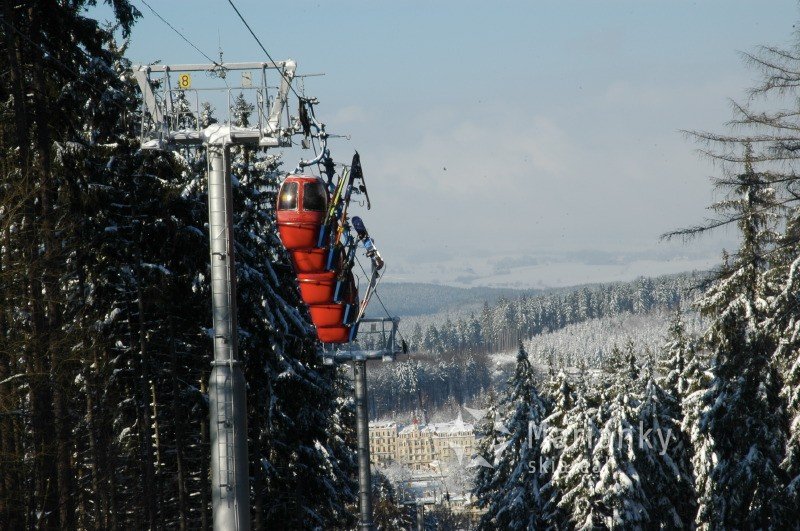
[368, 272, 703, 420]
[404, 272, 703, 355]
[365, 282, 539, 317]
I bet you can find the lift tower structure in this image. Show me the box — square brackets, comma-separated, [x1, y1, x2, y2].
[133, 60, 300, 531]
[322, 318, 406, 531]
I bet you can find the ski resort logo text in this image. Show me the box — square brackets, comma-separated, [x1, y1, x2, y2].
[524, 421, 674, 473]
[464, 406, 674, 471]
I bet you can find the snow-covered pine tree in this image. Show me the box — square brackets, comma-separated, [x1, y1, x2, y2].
[371, 468, 412, 530]
[751, 97, 800, 517]
[473, 342, 549, 530]
[763, 205, 800, 515]
[71, 51, 210, 528]
[410, 322, 423, 352]
[540, 369, 575, 527]
[596, 343, 636, 426]
[0, 5, 200, 528]
[766, 229, 800, 514]
[688, 145, 789, 528]
[678, 325, 712, 529]
[591, 344, 650, 529]
[659, 308, 694, 402]
[637, 373, 695, 527]
[689, 33, 800, 525]
[470, 388, 515, 527]
[550, 372, 601, 530]
[328, 364, 361, 529]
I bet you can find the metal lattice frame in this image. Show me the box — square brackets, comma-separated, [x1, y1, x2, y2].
[132, 59, 304, 531]
[321, 317, 404, 365]
[133, 61, 298, 149]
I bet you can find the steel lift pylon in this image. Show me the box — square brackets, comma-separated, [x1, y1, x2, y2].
[134, 60, 299, 531]
[321, 317, 405, 531]
[133, 59, 405, 531]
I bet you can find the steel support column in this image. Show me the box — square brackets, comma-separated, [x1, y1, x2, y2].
[353, 360, 374, 531]
[207, 145, 250, 531]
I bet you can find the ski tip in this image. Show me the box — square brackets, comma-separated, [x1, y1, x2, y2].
[352, 216, 366, 234]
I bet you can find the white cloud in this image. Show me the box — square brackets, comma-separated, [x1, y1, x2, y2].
[330, 104, 371, 125]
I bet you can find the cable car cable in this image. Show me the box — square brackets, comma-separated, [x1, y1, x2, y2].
[139, 0, 222, 68]
[225, 0, 302, 101]
[139, 1, 232, 94]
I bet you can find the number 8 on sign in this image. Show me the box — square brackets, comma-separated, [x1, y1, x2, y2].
[178, 73, 192, 90]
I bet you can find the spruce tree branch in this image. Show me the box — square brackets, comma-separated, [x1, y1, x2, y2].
[661, 195, 797, 242]
[727, 101, 800, 132]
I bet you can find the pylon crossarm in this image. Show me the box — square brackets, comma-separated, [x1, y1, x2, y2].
[132, 60, 298, 150]
[321, 349, 397, 365]
[317, 317, 403, 365]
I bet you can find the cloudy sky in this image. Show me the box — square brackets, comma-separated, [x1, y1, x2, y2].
[102, 0, 799, 287]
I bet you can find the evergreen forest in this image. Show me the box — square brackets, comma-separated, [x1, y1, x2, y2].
[2, 2, 800, 530]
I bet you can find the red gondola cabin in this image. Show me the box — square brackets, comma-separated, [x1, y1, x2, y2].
[276, 175, 328, 249]
[276, 174, 358, 344]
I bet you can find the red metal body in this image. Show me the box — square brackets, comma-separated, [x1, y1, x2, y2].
[276, 174, 360, 344]
[276, 175, 327, 250]
[308, 304, 348, 328]
[290, 248, 329, 273]
[315, 325, 351, 344]
[277, 222, 320, 250]
[297, 271, 338, 305]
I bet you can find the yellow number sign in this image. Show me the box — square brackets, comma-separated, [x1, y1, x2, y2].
[177, 73, 192, 90]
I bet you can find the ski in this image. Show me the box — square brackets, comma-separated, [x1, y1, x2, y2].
[318, 167, 349, 247]
[352, 216, 384, 270]
[350, 215, 384, 323]
[335, 152, 362, 244]
[355, 267, 381, 324]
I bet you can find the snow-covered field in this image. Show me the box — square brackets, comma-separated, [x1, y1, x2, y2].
[490, 309, 706, 373]
[387, 253, 717, 290]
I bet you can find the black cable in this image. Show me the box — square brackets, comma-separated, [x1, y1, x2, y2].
[354, 254, 407, 345]
[139, 0, 220, 67]
[226, 0, 344, 175]
[225, 0, 302, 101]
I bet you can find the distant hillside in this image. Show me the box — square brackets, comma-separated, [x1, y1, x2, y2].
[366, 282, 541, 317]
[368, 270, 710, 319]
[367, 271, 708, 420]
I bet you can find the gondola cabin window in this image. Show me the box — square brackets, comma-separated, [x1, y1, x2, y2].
[278, 181, 298, 210]
[303, 181, 327, 212]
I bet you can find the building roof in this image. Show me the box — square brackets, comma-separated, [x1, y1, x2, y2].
[368, 420, 397, 429]
[376, 413, 474, 436]
[421, 412, 474, 435]
[398, 424, 420, 435]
